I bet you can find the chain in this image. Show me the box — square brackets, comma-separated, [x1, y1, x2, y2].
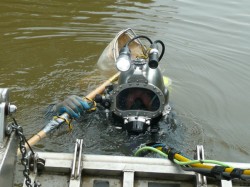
[10, 117, 39, 187]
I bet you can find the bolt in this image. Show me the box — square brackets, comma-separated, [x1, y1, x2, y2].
[5, 123, 13, 135]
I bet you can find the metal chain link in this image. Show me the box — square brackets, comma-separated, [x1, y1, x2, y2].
[10, 117, 38, 187]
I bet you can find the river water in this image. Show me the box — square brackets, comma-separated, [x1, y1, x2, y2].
[1, 0, 250, 177]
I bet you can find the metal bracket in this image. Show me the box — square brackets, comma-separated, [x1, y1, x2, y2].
[0, 88, 17, 143]
[69, 139, 83, 187]
[0, 88, 9, 143]
[0, 88, 18, 187]
[21, 152, 44, 187]
[123, 169, 135, 187]
[29, 152, 45, 175]
[196, 145, 207, 187]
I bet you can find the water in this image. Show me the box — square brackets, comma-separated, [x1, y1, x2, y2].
[1, 0, 250, 174]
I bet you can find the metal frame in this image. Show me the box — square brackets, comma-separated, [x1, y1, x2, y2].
[0, 88, 18, 187]
[196, 145, 207, 187]
[26, 140, 250, 187]
[34, 151, 194, 187]
[112, 28, 146, 61]
[0, 88, 9, 142]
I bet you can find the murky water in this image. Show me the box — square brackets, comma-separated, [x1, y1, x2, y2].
[1, 0, 250, 178]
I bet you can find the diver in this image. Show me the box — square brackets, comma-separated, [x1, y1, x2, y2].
[53, 34, 171, 135]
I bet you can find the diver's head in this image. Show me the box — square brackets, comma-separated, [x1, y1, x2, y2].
[110, 57, 170, 134]
[97, 34, 171, 134]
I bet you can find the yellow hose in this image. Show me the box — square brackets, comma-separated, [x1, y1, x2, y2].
[174, 153, 250, 175]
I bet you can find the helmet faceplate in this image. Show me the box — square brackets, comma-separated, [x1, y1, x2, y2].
[110, 60, 169, 133]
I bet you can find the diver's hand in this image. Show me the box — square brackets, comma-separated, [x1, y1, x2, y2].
[54, 95, 91, 118]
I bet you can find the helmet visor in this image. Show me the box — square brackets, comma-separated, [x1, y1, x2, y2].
[116, 87, 160, 111]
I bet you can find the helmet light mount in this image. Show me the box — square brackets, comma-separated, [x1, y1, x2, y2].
[148, 43, 159, 69]
[116, 45, 131, 72]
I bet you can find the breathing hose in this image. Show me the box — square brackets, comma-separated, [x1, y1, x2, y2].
[125, 35, 165, 64]
[134, 144, 250, 180]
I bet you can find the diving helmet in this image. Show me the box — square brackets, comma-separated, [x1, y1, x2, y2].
[96, 34, 171, 134]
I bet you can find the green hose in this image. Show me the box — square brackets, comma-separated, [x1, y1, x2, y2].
[135, 146, 231, 168]
[134, 146, 168, 158]
[174, 158, 231, 167]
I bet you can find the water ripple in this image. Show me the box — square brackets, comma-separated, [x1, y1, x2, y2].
[1, 0, 250, 163]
